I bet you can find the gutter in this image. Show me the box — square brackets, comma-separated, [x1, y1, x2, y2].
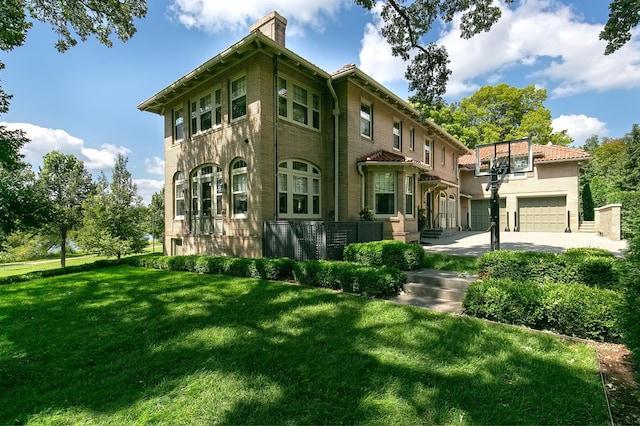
[327, 78, 340, 221]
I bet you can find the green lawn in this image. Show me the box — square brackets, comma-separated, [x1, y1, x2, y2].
[1, 266, 608, 424]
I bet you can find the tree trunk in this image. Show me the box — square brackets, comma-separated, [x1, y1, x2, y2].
[60, 227, 67, 268]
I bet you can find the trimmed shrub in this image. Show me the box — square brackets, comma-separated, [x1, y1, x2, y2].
[620, 235, 640, 374]
[344, 240, 424, 271]
[294, 260, 404, 298]
[463, 278, 623, 342]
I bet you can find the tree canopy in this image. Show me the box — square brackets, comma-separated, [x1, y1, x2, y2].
[77, 154, 147, 259]
[356, 0, 640, 105]
[420, 83, 573, 148]
[38, 151, 95, 267]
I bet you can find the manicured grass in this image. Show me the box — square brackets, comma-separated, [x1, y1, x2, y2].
[0, 255, 104, 278]
[1, 266, 607, 424]
[423, 253, 479, 273]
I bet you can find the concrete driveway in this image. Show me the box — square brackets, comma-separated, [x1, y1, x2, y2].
[422, 231, 628, 257]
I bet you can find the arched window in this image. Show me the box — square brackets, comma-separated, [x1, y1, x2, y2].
[174, 172, 185, 219]
[191, 165, 223, 234]
[231, 159, 248, 218]
[278, 160, 321, 218]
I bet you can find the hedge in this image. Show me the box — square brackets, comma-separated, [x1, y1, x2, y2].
[463, 278, 624, 342]
[131, 255, 404, 299]
[293, 260, 405, 298]
[343, 240, 424, 271]
[477, 249, 620, 289]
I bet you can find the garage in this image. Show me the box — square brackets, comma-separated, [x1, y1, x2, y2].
[518, 197, 567, 232]
[470, 199, 506, 231]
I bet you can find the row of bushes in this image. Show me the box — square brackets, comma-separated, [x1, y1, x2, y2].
[463, 278, 623, 342]
[130, 254, 405, 299]
[477, 248, 620, 289]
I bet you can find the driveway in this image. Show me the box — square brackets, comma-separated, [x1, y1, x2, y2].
[422, 231, 628, 257]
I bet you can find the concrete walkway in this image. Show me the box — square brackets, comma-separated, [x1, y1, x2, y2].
[421, 231, 628, 257]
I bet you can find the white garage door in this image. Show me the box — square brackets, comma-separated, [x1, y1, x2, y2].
[518, 197, 566, 232]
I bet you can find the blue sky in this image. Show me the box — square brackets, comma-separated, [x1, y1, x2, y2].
[2, 0, 639, 204]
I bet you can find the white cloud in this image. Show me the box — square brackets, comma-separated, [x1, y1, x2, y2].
[145, 156, 165, 175]
[2, 122, 130, 172]
[169, 0, 346, 35]
[552, 114, 608, 145]
[439, 0, 640, 98]
[135, 179, 165, 206]
[359, 17, 407, 84]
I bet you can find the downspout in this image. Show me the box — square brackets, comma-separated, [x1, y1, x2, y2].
[274, 56, 279, 221]
[357, 165, 365, 210]
[327, 78, 340, 221]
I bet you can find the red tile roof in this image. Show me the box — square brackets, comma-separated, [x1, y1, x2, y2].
[459, 142, 591, 169]
[357, 149, 428, 168]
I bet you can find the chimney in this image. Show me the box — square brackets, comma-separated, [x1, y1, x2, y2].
[250, 11, 287, 46]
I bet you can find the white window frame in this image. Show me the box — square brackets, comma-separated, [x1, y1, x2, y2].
[231, 159, 248, 218]
[425, 138, 433, 167]
[405, 175, 414, 217]
[191, 165, 224, 235]
[278, 159, 321, 219]
[277, 74, 320, 130]
[393, 120, 402, 151]
[174, 172, 185, 220]
[173, 107, 185, 143]
[409, 128, 415, 151]
[374, 172, 396, 217]
[360, 101, 372, 138]
[231, 75, 247, 121]
[190, 88, 222, 136]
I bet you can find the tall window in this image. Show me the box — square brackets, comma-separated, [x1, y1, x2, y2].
[231, 76, 247, 120]
[277, 75, 320, 130]
[451, 152, 457, 170]
[425, 139, 433, 166]
[441, 145, 446, 166]
[174, 107, 184, 142]
[231, 159, 248, 217]
[189, 89, 221, 136]
[278, 160, 321, 218]
[405, 175, 414, 216]
[360, 102, 372, 138]
[174, 172, 185, 219]
[393, 120, 402, 150]
[191, 165, 223, 234]
[409, 128, 415, 151]
[374, 172, 396, 215]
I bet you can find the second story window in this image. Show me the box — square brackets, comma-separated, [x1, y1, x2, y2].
[231, 76, 247, 120]
[451, 152, 457, 171]
[425, 139, 432, 166]
[360, 102, 372, 138]
[409, 128, 415, 151]
[277, 75, 320, 130]
[441, 145, 446, 166]
[190, 89, 221, 136]
[393, 120, 402, 150]
[174, 107, 184, 142]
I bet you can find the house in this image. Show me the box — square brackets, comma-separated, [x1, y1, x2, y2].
[138, 11, 470, 257]
[458, 141, 591, 233]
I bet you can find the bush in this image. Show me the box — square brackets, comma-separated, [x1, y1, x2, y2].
[344, 240, 424, 271]
[463, 278, 623, 342]
[294, 260, 404, 298]
[620, 235, 640, 374]
[478, 249, 620, 288]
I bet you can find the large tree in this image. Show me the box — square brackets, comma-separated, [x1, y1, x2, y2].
[77, 154, 147, 259]
[356, 0, 639, 105]
[421, 83, 573, 148]
[37, 151, 95, 267]
[147, 188, 165, 253]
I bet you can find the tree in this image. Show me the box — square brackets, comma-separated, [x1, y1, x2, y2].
[620, 124, 640, 191]
[356, 0, 639, 105]
[421, 84, 573, 148]
[0, 0, 147, 235]
[77, 154, 147, 259]
[147, 188, 165, 253]
[37, 151, 95, 267]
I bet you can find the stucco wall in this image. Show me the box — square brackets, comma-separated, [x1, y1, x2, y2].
[594, 204, 622, 241]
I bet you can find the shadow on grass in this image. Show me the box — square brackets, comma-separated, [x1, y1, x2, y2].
[0, 266, 608, 424]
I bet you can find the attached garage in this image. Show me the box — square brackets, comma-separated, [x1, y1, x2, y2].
[470, 199, 506, 231]
[518, 197, 566, 232]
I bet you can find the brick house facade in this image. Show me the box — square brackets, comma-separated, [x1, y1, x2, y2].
[138, 12, 470, 257]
